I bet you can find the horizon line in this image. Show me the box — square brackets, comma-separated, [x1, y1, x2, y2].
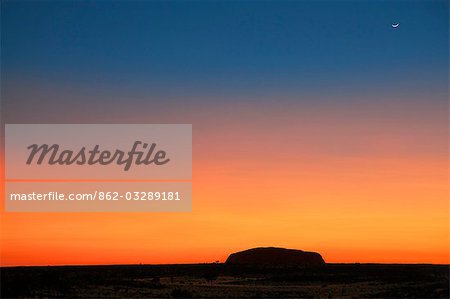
[2, 262, 449, 268]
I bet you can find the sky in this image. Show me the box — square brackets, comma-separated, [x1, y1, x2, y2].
[1, 0, 449, 266]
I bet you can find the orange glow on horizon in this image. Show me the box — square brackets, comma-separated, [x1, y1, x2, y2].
[1, 100, 448, 266]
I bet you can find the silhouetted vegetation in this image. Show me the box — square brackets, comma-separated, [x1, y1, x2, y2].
[1, 263, 448, 298]
[171, 287, 193, 298]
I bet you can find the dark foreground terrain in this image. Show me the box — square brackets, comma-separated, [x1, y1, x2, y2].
[1, 263, 448, 298]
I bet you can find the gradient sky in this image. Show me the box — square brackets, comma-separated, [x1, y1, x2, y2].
[1, 0, 449, 266]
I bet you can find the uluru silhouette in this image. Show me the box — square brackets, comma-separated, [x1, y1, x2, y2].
[226, 247, 325, 266]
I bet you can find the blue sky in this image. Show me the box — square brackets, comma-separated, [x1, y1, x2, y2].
[2, 0, 448, 98]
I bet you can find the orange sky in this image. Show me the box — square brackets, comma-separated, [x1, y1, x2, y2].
[1, 0, 449, 267]
[1, 99, 448, 266]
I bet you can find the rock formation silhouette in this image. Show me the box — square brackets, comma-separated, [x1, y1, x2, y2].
[226, 247, 325, 266]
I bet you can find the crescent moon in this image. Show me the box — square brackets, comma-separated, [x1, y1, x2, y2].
[392, 23, 399, 28]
